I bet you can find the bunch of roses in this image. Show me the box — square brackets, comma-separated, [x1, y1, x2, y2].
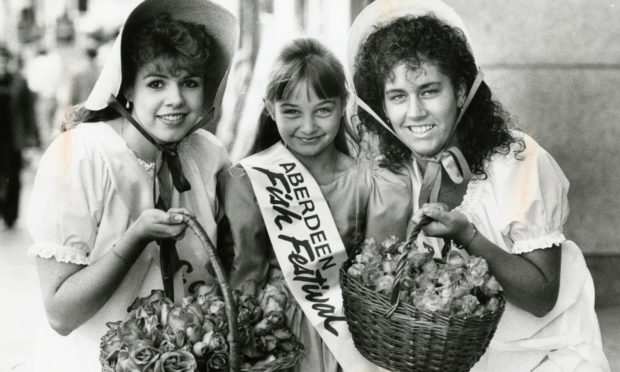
[235, 280, 303, 370]
[347, 237, 503, 317]
[100, 279, 303, 372]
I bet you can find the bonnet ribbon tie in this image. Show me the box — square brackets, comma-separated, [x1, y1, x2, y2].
[354, 70, 483, 206]
[107, 95, 214, 300]
[107, 95, 215, 192]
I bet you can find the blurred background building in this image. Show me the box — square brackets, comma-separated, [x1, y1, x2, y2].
[0, 0, 619, 370]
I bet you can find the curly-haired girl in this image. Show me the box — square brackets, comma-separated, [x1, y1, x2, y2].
[347, 0, 609, 371]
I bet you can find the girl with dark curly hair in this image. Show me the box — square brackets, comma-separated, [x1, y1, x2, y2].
[347, 0, 609, 371]
[27, 1, 238, 370]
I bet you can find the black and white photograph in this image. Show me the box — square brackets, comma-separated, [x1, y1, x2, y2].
[0, 0, 618, 371]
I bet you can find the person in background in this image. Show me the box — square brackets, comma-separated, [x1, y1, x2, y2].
[0, 44, 38, 229]
[347, 0, 610, 371]
[69, 34, 101, 105]
[24, 44, 62, 146]
[26, 1, 238, 370]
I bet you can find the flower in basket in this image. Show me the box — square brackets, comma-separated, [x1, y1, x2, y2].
[206, 350, 229, 371]
[101, 278, 305, 371]
[115, 343, 161, 372]
[153, 350, 197, 372]
[347, 237, 504, 317]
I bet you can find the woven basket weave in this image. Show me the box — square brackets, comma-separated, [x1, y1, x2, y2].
[340, 259, 504, 372]
[100, 214, 304, 372]
[340, 219, 505, 372]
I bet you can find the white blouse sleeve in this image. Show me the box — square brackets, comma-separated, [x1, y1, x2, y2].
[27, 130, 107, 265]
[492, 134, 569, 254]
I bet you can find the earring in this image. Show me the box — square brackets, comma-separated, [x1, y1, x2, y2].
[125, 101, 132, 110]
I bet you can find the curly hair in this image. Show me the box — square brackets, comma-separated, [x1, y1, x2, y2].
[353, 15, 523, 177]
[62, 13, 213, 131]
[249, 38, 351, 156]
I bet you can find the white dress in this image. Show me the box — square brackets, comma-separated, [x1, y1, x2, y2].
[27, 120, 231, 372]
[408, 132, 610, 372]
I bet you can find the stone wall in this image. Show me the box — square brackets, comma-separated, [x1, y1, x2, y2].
[444, 0, 620, 254]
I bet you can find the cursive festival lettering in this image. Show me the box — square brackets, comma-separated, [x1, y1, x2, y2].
[252, 161, 346, 336]
[239, 142, 380, 371]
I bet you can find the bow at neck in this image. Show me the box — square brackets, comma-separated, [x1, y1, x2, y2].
[107, 95, 214, 193]
[354, 71, 483, 206]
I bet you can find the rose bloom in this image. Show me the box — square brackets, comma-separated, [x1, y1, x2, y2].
[207, 351, 229, 371]
[154, 350, 197, 372]
[115, 343, 161, 372]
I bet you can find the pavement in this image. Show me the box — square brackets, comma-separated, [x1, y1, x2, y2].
[1, 164, 619, 372]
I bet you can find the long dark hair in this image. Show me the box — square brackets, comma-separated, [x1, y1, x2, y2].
[354, 15, 524, 177]
[61, 14, 213, 132]
[248, 38, 350, 156]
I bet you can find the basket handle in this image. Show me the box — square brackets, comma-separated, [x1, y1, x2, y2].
[183, 213, 240, 372]
[386, 216, 451, 318]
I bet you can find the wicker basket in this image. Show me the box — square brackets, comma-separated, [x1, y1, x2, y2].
[240, 349, 305, 372]
[100, 214, 304, 372]
[340, 219, 505, 372]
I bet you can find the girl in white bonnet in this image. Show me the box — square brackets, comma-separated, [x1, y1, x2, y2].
[347, 0, 610, 371]
[27, 1, 237, 370]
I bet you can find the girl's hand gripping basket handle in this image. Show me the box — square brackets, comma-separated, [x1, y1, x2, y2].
[183, 212, 240, 372]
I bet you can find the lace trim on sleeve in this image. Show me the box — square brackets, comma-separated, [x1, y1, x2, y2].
[27, 242, 91, 265]
[511, 232, 566, 254]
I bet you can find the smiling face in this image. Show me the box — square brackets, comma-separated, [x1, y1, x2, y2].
[269, 79, 343, 159]
[383, 61, 464, 158]
[126, 57, 206, 144]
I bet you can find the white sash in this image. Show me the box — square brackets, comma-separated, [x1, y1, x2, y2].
[240, 142, 380, 372]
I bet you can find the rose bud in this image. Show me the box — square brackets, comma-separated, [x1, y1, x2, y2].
[181, 296, 194, 308]
[202, 330, 228, 352]
[381, 235, 400, 254]
[166, 306, 191, 334]
[481, 275, 502, 297]
[185, 303, 204, 324]
[347, 263, 365, 279]
[194, 283, 219, 305]
[279, 340, 295, 352]
[266, 311, 284, 327]
[377, 274, 395, 296]
[208, 300, 226, 316]
[158, 339, 176, 353]
[202, 318, 215, 334]
[421, 260, 439, 279]
[259, 284, 288, 309]
[239, 279, 258, 298]
[486, 297, 500, 312]
[264, 297, 283, 314]
[272, 328, 292, 341]
[185, 324, 204, 343]
[174, 329, 186, 348]
[253, 318, 273, 336]
[237, 307, 252, 325]
[260, 335, 278, 352]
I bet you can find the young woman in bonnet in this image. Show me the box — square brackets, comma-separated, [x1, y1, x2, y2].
[347, 0, 609, 371]
[26, 0, 238, 370]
